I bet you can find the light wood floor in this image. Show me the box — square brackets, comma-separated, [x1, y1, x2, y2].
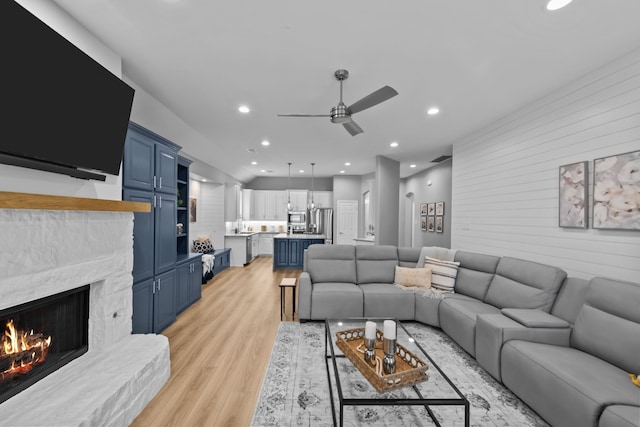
[131, 256, 301, 427]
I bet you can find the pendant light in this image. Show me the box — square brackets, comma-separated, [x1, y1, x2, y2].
[287, 162, 292, 211]
[309, 162, 316, 211]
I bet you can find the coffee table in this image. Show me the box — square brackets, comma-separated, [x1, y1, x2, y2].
[325, 318, 469, 427]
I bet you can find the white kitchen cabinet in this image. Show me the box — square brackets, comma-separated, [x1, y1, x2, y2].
[225, 184, 242, 221]
[287, 190, 308, 211]
[264, 190, 287, 220]
[310, 191, 332, 208]
[251, 233, 259, 261]
[259, 232, 277, 255]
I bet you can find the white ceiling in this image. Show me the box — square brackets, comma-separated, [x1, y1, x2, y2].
[52, 0, 640, 182]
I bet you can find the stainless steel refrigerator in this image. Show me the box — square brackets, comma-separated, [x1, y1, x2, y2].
[308, 208, 333, 244]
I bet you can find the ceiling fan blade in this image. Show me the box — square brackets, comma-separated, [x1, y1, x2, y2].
[277, 113, 330, 117]
[343, 120, 363, 136]
[347, 86, 398, 114]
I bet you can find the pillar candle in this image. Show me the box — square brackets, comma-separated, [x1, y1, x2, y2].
[383, 320, 396, 340]
[365, 321, 376, 339]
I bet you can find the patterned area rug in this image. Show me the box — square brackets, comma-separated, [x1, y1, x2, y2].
[251, 322, 549, 427]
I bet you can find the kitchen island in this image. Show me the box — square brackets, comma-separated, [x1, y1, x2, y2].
[273, 233, 325, 270]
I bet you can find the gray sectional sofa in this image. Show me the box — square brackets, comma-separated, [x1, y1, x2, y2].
[298, 244, 640, 427]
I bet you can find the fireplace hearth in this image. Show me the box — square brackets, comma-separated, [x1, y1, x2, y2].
[0, 286, 89, 404]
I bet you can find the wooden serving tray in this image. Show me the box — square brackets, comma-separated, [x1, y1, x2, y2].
[335, 327, 429, 393]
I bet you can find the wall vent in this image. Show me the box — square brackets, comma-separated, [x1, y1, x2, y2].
[431, 155, 452, 163]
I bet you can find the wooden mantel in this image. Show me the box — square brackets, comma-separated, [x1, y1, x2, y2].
[0, 191, 150, 212]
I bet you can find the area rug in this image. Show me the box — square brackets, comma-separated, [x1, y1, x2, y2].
[251, 322, 548, 426]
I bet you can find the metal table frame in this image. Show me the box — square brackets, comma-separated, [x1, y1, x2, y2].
[324, 318, 470, 427]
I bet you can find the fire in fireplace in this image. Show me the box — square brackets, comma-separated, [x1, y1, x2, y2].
[1, 319, 52, 380]
[0, 285, 89, 404]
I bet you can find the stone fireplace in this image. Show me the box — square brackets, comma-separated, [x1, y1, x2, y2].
[0, 204, 169, 426]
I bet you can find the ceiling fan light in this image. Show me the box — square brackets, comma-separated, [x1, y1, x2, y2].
[330, 103, 351, 124]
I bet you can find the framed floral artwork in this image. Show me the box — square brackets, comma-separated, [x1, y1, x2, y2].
[435, 202, 444, 216]
[593, 150, 640, 230]
[435, 216, 443, 233]
[420, 215, 427, 231]
[427, 203, 435, 215]
[559, 161, 588, 228]
[427, 216, 435, 232]
[420, 203, 428, 215]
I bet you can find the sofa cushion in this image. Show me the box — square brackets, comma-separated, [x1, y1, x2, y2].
[502, 340, 640, 427]
[551, 277, 590, 324]
[484, 257, 566, 312]
[415, 293, 476, 328]
[424, 256, 459, 292]
[572, 277, 640, 374]
[305, 244, 356, 284]
[397, 247, 421, 267]
[453, 251, 500, 300]
[355, 245, 398, 284]
[394, 266, 431, 289]
[359, 283, 415, 320]
[599, 405, 640, 427]
[439, 298, 501, 356]
[310, 282, 363, 319]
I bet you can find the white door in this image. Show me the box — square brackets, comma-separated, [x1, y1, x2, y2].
[336, 200, 358, 245]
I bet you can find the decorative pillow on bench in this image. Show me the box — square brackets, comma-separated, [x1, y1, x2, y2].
[394, 266, 432, 289]
[424, 256, 460, 293]
[193, 236, 214, 254]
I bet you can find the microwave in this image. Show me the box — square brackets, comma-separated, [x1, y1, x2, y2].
[288, 211, 306, 224]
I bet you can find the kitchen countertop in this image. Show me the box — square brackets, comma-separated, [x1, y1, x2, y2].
[225, 231, 283, 237]
[353, 236, 375, 242]
[273, 233, 326, 239]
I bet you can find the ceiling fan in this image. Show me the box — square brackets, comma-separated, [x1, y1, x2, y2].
[277, 69, 398, 136]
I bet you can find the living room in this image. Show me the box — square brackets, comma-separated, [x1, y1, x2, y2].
[1, 1, 639, 426]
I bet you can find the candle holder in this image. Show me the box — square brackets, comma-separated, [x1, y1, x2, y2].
[382, 337, 396, 374]
[363, 338, 376, 366]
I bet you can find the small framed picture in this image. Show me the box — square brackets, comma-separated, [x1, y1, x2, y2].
[435, 202, 444, 216]
[435, 216, 443, 233]
[427, 216, 435, 232]
[559, 161, 587, 228]
[427, 203, 435, 215]
[420, 203, 428, 215]
[420, 215, 427, 231]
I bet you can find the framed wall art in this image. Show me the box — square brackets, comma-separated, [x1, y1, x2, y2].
[435, 202, 444, 216]
[420, 215, 427, 231]
[559, 161, 588, 228]
[427, 203, 435, 215]
[427, 216, 435, 232]
[420, 203, 428, 215]
[435, 216, 443, 233]
[593, 150, 640, 230]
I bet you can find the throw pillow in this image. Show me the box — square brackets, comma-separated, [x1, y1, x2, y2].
[193, 237, 214, 254]
[394, 266, 432, 289]
[424, 256, 460, 292]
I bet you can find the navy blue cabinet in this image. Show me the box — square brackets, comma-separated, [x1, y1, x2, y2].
[153, 269, 177, 332]
[273, 238, 324, 269]
[211, 248, 231, 277]
[124, 122, 181, 334]
[176, 255, 202, 314]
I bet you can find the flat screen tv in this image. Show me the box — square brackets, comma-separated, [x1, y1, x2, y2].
[1, 0, 135, 181]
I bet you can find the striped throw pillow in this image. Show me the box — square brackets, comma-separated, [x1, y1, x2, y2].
[424, 256, 460, 292]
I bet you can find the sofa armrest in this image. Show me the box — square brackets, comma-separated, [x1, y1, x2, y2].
[298, 272, 312, 321]
[476, 314, 571, 382]
[501, 308, 571, 328]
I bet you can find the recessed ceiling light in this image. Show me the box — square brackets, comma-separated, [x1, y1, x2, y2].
[427, 107, 440, 116]
[202, 179, 207, 182]
[299, 169, 304, 173]
[261, 140, 270, 146]
[345, 162, 351, 166]
[340, 170, 345, 174]
[546, 0, 572, 10]
[251, 161, 257, 165]
[260, 169, 266, 173]
[390, 142, 399, 148]
[410, 164, 417, 168]
[238, 105, 250, 113]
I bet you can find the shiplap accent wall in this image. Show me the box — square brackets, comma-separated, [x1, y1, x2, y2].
[189, 180, 226, 250]
[452, 48, 640, 283]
